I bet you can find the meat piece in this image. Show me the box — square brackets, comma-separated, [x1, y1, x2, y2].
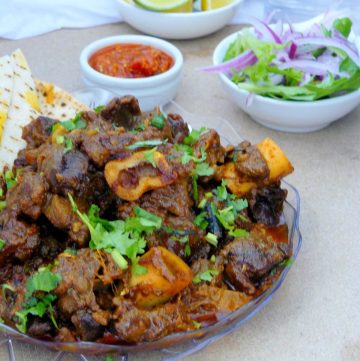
[181, 284, 251, 324]
[71, 310, 105, 341]
[140, 179, 194, 217]
[6, 171, 48, 220]
[22, 116, 57, 149]
[27, 319, 52, 337]
[100, 96, 141, 130]
[112, 298, 191, 343]
[166, 113, 189, 144]
[54, 249, 123, 317]
[0, 212, 40, 266]
[248, 184, 287, 226]
[193, 130, 226, 166]
[221, 229, 290, 295]
[37, 145, 89, 195]
[43, 195, 89, 246]
[234, 141, 269, 180]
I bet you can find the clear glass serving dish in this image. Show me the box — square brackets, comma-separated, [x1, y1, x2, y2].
[0, 92, 302, 361]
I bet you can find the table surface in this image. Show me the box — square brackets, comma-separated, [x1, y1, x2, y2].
[0, 5, 360, 361]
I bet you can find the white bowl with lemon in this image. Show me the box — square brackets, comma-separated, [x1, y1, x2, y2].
[117, 0, 243, 40]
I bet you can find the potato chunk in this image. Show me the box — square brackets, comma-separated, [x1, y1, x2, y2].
[216, 138, 293, 196]
[130, 246, 193, 309]
[104, 150, 177, 201]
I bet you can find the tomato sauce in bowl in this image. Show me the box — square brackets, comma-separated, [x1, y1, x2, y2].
[88, 43, 174, 79]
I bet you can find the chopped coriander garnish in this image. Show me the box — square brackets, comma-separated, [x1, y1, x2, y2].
[192, 320, 201, 329]
[132, 262, 148, 276]
[205, 232, 218, 247]
[25, 268, 61, 299]
[0, 239, 5, 250]
[184, 127, 207, 145]
[56, 135, 64, 144]
[210, 255, 216, 263]
[0, 189, 3, 197]
[126, 139, 167, 150]
[94, 105, 105, 113]
[68, 194, 161, 273]
[0, 201, 6, 211]
[198, 198, 207, 209]
[63, 248, 77, 255]
[57, 136, 73, 153]
[4, 170, 18, 189]
[64, 138, 74, 153]
[143, 147, 157, 168]
[60, 112, 86, 131]
[170, 235, 191, 257]
[151, 114, 165, 129]
[193, 268, 219, 284]
[194, 162, 214, 177]
[194, 211, 208, 230]
[215, 179, 228, 201]
[278, 258, 293, 268]
[15, 267, 61, 333]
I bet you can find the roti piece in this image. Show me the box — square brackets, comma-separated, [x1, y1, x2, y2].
[0, 49, 40, 172]
[0, 55, 13, 143]
[35, 80, 89, 120]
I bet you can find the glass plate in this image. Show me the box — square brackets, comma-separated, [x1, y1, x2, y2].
[0, 92, 302, 361]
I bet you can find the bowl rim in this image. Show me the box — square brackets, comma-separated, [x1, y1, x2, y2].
[80, 35, 183, 88]
[117, 0, 243, 17]
[212, 30, 360, 106]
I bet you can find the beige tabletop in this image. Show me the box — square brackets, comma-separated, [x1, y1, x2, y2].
[0, 20, 359, 361]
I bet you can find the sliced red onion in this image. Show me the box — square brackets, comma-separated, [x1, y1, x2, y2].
[269, 74, 284, 85]
[199, 50, 257, 73]
[278, 59, 341, 76]
[289, 43, 297, 59]
[299, 73, 313, 86]
[240, 16, 282, 44]
[294, 37, 360, 66]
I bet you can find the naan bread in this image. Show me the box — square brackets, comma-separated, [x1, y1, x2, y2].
[35, 80, 89, 120]
[0, 55, 13, 143]
[0, 49, 40, 172]
[0, 49, 89, 173]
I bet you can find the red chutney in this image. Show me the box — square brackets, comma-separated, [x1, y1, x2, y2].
[89, 43, 174, 78]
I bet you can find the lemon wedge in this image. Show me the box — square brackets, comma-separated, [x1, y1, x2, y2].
[201, 0, 232, 10]
[134, 0, 193, 12]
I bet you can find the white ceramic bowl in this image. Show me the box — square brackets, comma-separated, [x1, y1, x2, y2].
[116, 0, 243, 40]
[213, 31, 360, 133]
[80, 35, 183, 111]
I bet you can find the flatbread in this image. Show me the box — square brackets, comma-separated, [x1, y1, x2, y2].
[35, 80, 89, 120]
[0, 49, 40, 172]
[0, 49, 89, 173]
[0, 55, 13, 143]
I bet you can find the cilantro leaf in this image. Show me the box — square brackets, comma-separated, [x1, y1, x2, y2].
[151, 114, 165, 129]
[126, 139, 167, 150]
[25, 268, 61, 299]
[184, 127, 207, 145]
[0, 239, 5, 250]
[94, 105, 105, 113]
[60, 112, 86, 131]
[193, 269, 219, 284]
[205, 232, 218, 247]
[333, 17, 352, 38]
[195, 162, 214, 177]
[0, 201, 6, 211]
[215, 179, 228, 201]
[68, 195, 161, 272]
[5, 170, 17, 189]
[194, 211, 208, 230]
[143, 147, 157, 168]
